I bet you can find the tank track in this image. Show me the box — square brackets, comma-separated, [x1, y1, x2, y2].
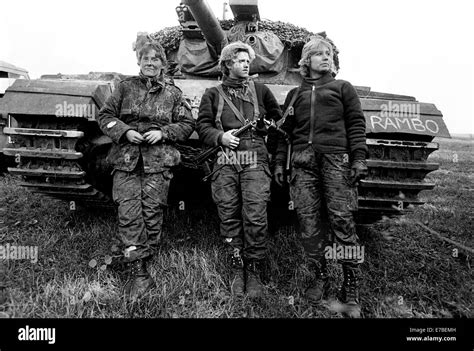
[3, 115, 113, 208]
[357, 137, 438, 224]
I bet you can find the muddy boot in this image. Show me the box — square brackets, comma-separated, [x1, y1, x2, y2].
[341, 264, 361, 318]
[229, 249, 245, 297]
[123, 258, 155, 301]
[305, 258, 329, 303]
[246, 260, 264, 299]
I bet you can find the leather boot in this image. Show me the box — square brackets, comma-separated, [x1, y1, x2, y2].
[229, 249, 245, 297]
[341, 263, 361, 317]
[305, 258, 330, 303]
[246, 260, 264, 298]
[123, 258, 155, 301]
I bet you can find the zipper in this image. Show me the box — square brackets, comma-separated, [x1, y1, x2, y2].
[308, 85, 316, 144]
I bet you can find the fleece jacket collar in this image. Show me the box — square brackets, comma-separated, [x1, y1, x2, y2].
[301, 72, 335, 90]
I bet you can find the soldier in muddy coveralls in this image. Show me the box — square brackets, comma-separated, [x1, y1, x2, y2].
[98, 37, 195, 300]
[196, 42, 282, 298]
[274, 37, 368, 314]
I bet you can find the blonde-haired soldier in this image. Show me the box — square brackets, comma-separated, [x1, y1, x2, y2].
[298, 36, 337, 77]
[196, 41, 282, 298]
[274, 36, 368, 316]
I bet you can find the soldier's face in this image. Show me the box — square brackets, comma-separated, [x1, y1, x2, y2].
[227, 51, 250, 79]
[309, 45, 333, 75]
[139, 49, 163, 77]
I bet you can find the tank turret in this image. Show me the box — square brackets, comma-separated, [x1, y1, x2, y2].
[167, 0, 312, 83]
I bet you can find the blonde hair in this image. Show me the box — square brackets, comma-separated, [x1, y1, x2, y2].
[299, 37, 336, 77]
[219, 41, 256, 76]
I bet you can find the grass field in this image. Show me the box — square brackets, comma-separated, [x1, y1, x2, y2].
[0, 137, 472, 318]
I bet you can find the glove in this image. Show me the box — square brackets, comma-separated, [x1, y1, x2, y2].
[350, 160, 368, 186]
[255, 114, 273, 136]
[274, 165, 285, 187]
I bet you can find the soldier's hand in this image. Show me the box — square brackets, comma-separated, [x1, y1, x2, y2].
[274, 165, 285, 187]
[125, 130, 144, 144]
[143, 130, 163, 144]
[221, 130, 240, 149]
[350, 160, 368, 186]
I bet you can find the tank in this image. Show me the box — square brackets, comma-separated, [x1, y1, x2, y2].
[0, 0, 450, 224]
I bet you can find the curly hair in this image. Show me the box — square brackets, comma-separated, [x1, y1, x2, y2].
[219, 41, 256, 76]
[134, 33, 168, 67]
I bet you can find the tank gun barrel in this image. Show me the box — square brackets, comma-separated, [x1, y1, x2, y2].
[182, 0, 226, 55]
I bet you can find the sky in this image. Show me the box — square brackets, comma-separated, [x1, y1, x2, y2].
[1, 0, 473, 135]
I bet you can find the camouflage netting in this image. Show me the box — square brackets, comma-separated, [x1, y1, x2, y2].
[150, 26, 183, 53]
[149, 19, 340, 71]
